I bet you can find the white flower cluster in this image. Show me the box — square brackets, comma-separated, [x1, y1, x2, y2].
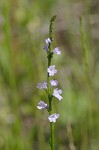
[37, 38, 63, 123]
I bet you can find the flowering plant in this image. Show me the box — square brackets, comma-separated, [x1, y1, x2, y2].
[36, 16, 63, 150]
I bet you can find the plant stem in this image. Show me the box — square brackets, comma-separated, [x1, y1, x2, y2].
[47, 15, 56, 150]
[47, 52, 55, 150]
[50, 122, 54, 150]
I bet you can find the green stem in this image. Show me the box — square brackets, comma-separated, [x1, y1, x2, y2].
[47, 15, 56, 150]
[50, 122, 54, 150]
[47, 53, 55, 150]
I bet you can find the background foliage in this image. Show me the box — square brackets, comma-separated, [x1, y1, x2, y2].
[0, 0, 99, 149]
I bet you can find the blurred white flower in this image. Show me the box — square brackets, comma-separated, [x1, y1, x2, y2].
[47, 65, 57, 76]
[53, 47, 61, 55]
[37, 81, 47, 90]
[50, 80, 58, 87]
[37, 101, 48, 110]
[45, 38, 51, 45]
[48, 113, 60, 123]
[53, 88, 63, 100]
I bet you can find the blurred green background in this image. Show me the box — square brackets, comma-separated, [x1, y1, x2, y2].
[0, 0, 99, 149]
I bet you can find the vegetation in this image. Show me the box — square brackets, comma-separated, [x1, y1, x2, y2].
[0, 0, 99, 149]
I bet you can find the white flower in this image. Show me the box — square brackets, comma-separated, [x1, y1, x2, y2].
[37, 81, 47, 90]
[45, 38, 51, 45]
[48, 113, 60, 123]
[50, 80, 58, 87]
[53, 47, 61, 55]
[37, 101, 48, 110]
[52, 88, 63, 100]
[47, 65, 57, 76]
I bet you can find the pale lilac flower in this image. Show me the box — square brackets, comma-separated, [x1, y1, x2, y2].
[53, 47, 61, 55]
[43, 45, 48, 52]
[50, 80, 58, 87]
[47, 65, 57, 76]
[37, 101, 48, 110]
[48, 113, 60, 123]
[45, 38, 51, 45]
[53, 88, 63, 100]
[37, 81, 47, 90]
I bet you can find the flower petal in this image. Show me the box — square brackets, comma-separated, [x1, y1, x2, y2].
[53, 47, 61, 55]
[47, 65, 57, 76]
[50, 80, 58, 87]
[48, 113, 60, 123]
[53, 88, 63, 100]
[45, 38, 51, 45]
[43, 45, 48, 52]
[37, 101, 48, 110]
[37, 82, 47, 90]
